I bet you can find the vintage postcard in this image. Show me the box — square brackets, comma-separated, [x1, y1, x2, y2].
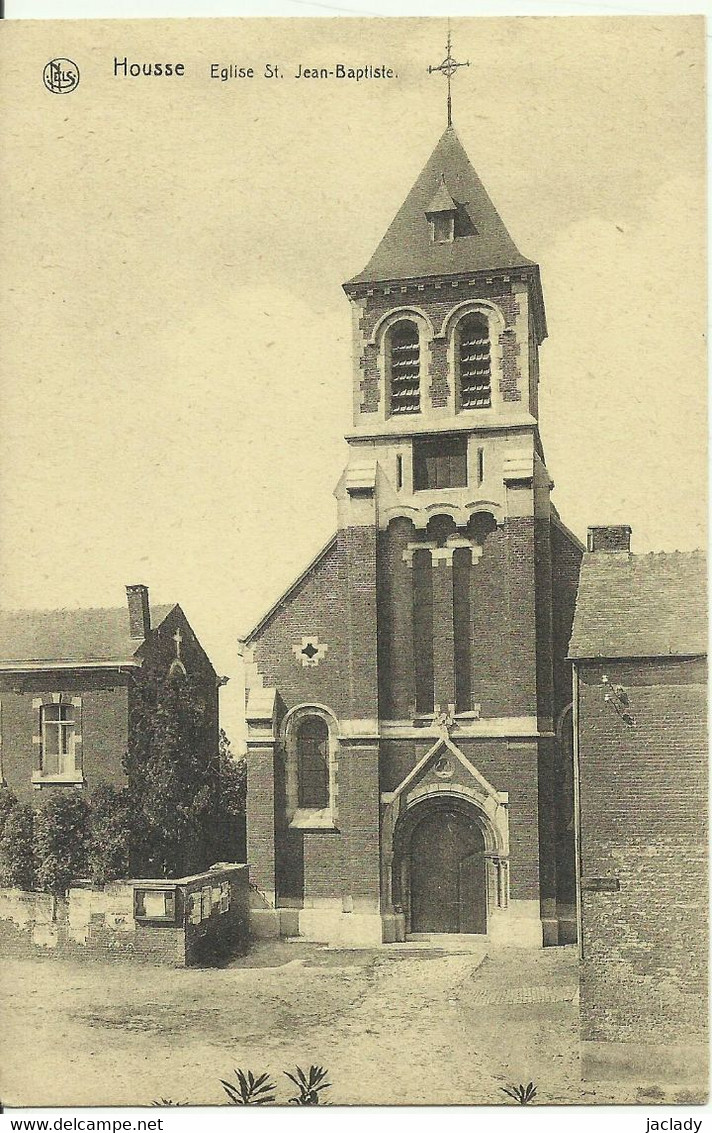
[0, 13, 706, 1112]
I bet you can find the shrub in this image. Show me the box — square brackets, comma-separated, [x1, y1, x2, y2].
[501, 1081, 538, 1105]
[86, 783, 134, 886]
[0, 789, 19, 833]
[221, 1070, 276, 1106]
[285, 1065, 331, 1105]
[219, 1066, 332, 1106]
[0, 802, 36, 889]
[34, 791, 89, 895]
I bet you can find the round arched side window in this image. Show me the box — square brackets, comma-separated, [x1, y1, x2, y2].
[296, 715, 330, 809]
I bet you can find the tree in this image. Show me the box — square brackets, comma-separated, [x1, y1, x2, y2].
[0, 789, 19, 834]
[86, 783, 134, 886]
[213, 729, 247, 863]
[34, 791, 89, 895]
[124, 663, 218, 878]
[0, 802, 35, 890]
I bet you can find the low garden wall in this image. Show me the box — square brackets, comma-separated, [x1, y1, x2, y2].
[0, 862, 249, 966]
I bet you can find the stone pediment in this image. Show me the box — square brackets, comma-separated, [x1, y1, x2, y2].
[382, 734, 508, 811]
[381, 734, 509, 856]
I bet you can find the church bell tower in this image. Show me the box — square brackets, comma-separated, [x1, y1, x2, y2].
[334, 120, 579, 948]
[243, 68, 581, 950]
[340, 119, 549, 526]
[338, 122, 553, 721]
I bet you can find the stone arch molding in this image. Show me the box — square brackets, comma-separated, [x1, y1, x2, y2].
[379, 501, 503, 532]
[438, 298, 507, 341]
[368, 305, 436, 347]
[279, 703, 340, 828]
[382, 734, 509, 855]
[555, 702, 573, 748]
[279, 701, 340, 742]
[441, 299, 507, 415]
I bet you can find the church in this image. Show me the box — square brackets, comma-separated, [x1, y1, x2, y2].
[241, 114, 582, 949]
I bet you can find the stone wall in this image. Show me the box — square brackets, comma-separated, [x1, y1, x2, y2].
[0, 863, 248, 967]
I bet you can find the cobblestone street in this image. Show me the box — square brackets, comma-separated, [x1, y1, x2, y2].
[1, 942, 701, 1107]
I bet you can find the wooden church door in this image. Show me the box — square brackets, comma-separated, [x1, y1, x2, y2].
[409, 807, 486, 934]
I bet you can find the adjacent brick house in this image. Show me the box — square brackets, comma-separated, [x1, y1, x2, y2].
[0, 584, 219, 803]
[242, 126, 582, 948]
[569, 532, 707, 1083]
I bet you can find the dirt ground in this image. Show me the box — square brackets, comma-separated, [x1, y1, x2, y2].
[1, 941, 705, 1107]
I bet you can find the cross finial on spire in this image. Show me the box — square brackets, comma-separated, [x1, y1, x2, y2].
[428, 21, 470, 128]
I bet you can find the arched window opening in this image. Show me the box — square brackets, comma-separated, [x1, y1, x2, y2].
[389, 320, 421, 415]
[466, 510, 498, 545]
[296, 715, 330, 809]
[458, 313, 491, 409]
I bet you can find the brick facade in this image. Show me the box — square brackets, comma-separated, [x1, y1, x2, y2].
[355, 280, 524, 417]
[243, 126, 581, 949]
[0, 672, 129, 804]
[571, 547, 707, 1085]
[245, 510, 581, 946]
[0, 595, 219, 806]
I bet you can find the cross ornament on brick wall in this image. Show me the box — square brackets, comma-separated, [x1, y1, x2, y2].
[292, 636, 329, 668]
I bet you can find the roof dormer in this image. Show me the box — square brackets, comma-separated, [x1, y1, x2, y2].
[425, 175, 458, 243]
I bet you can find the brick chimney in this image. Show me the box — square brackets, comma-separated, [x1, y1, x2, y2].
[126, 584, 151, 638]
[587, 525, 632, 553]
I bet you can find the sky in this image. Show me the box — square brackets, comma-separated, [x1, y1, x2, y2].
[0, 15, 706, 744]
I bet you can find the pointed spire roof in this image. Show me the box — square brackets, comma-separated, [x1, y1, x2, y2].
[346, 126, 535, 288]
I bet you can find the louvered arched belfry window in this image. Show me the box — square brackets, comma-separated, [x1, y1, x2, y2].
[388, 319, 421, 415]
[458, 313, 492, 409]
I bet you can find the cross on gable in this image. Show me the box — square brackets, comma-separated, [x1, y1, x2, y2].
[433, 702, 456, 736]
[173, 628, 183, 658]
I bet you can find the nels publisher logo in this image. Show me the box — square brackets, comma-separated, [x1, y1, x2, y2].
[43, 58, 80, 94]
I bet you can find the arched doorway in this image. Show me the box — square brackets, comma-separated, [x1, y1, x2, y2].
[401, 802, 487, 935]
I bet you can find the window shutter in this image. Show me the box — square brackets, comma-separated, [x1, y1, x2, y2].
[389, 321, 420, 415]
[459, 314, 492, 409]
[414, 437, 468, 491]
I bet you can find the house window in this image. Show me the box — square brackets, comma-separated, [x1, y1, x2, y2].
[40, 702, 75, 775]
[296, 715, 329, 810]
[388, 320, 420, 415]
[458, 313, 492, 409]
[413, 436, 468, 491]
